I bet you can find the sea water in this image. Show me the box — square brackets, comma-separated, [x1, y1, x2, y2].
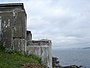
[53, 48, 90, 68]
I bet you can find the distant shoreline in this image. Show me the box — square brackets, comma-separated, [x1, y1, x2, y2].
[83, 47, 90, 49]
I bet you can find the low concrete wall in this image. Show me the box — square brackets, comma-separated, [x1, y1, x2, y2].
[27, 40, 52, 68]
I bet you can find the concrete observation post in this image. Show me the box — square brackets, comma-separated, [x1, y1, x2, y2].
[0, 3, 27, 53]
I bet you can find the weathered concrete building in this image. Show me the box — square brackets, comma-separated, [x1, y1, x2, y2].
[0, 3, 27, 52]
[0, 3, 52, 68]
[27, 31, 32, 42]
[27, 39, 52, 68]
[26, 31, 52, 68]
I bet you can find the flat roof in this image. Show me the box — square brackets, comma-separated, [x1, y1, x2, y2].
[0, 3, 27, 15]
[0, 3, 24, 10]
[32, 40, 51, 43]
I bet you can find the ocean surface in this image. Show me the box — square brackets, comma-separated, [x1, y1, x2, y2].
[53, 48, 90, 68]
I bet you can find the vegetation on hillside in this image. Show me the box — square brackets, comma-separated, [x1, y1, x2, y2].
[0, 42, 41, 68]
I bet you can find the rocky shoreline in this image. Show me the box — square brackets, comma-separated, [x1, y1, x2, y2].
[52, 57, 83, 68]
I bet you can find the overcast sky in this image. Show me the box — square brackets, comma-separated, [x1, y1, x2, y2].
[0, 0, 90, 49]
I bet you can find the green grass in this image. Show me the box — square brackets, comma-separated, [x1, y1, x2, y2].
[0, 42, 41, 68]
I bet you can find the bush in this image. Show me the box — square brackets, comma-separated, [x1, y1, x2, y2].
[28, 54, 41, 64]
[0, 42, 5, 51]
[0, 42, 42, 68]
[0, 49, 40, 68]
[7, 50, 22, 55]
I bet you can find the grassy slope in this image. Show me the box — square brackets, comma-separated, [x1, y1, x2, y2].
[0, 43, 41, 68]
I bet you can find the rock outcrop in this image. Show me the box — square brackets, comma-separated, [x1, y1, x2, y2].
[62, 65, 82, 68]
[52, 57, 82, 68]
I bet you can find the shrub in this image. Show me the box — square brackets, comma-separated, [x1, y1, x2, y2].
[28, 54, 41, 64]
[0, 42, 5, 51]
